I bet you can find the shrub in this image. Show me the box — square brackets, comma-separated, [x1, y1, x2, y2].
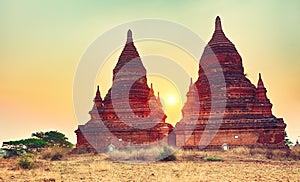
[3, 148, 26, 158]
[40, 147, 70, 161]
[51, 152, 63, 161]
[270, 149, 289, 160]
[17, 153, 35, 169]
[266, 150, 273, 159]
[249, 148, 267, 156]
[159, 145, 176, 161]
[289, 147, 300, 160]
[204, 156, 222, 162]
[41, 151, 52, 160]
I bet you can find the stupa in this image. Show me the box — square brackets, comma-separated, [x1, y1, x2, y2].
[175, 16, 286, 149]
[75, 30, 173, 152]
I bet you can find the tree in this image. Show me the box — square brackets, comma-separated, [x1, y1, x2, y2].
[284, 131, 293, 147]
[2, 138, 47, 157]
[32, 131, 73, 148]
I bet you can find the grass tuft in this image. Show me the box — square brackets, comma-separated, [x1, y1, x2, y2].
[204, 156, 222, 162]
[16, 153, 35, 169]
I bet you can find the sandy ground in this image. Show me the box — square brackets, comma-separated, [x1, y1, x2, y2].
[0, 152, 300, 182]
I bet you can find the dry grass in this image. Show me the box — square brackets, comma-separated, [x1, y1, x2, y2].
[290, 147, 300, 160]
[108, 145, 176, 162]
[39, 147, 71, 161]
[0, 148, 300, 181]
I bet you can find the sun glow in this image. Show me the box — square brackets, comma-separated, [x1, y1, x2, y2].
[167, 95, 178, 105]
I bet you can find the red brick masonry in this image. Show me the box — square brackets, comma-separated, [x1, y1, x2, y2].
[75, 17, 286, 152]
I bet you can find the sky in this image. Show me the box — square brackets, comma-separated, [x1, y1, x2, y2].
[1, 0, 300, 144]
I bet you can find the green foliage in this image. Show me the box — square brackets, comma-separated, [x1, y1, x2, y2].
[32, 131, 73, 148]
[2, 130, 73, 157]
[158, 145, 176, 161]
[3, 148, 26, 158]
[2, 138, 47, 157]
[17, 153, 35, 169]
[284, 131, 293, 147]
[4, 138, 46, 152]
[204, 156, 222, 162]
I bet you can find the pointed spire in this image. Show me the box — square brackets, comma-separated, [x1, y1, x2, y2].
[149, 83, 155, 97]
[113, 29, 143, 80]
[157, 91, 163, 108]
[126, 29, 133, 44]
[190, 77, 193, 86]
[257, 73, 265, 88]
[215, 16, 222, 31]
[207, 16, 234, 48]
[94, 85, 102, 102]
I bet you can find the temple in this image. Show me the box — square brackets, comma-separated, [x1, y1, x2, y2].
[74, 17, 287, 152]
[74, 30, 173, 152]
[175, 16, 286, 149]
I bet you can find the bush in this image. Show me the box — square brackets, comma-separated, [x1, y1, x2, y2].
[40, 147, 70, 161]
[51, 152, 63, 161]
[289, 147, 300, 160]
[266, 150, 273, 159]
[204, 156, 222, 162]
[249, 148, 267, 156]
[159, 145, 176, 161]
[3, 148, 26, 158]
[17, 154, 35, 169]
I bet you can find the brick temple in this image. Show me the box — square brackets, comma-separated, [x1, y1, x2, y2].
[175, 16, 286, 149]
[74, 17, 287, 152]
[75, 30, 173, 152]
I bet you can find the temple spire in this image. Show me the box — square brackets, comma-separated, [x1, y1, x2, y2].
[94, 85, 102, 102]
[208, 16, 234, 47]
[90, 85, 103, 117]
[257, 73, 265, 88]
[149, 83, 154, 96]
[157, 91, 163, 108]
[215, 16, 222, 31]
[126, 29, 133, 43]
[190, 77, 193, 86]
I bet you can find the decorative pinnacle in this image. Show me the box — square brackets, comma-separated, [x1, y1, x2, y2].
[157, 92, 160, 98]
[94, 85, 102, 101]
[190, 77, 193, 86]
[126, 29, 133, 43]
[215, 16, 222, 31]
[151, 83, 153, 90]
[257, 73, 265, 88]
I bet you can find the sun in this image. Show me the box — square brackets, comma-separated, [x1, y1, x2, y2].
[167, 95, 177, 105]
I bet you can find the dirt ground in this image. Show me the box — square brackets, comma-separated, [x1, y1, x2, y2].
[0, 151, 300, 182]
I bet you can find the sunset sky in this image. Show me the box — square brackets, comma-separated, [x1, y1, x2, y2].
[1, 0, 300, 144]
